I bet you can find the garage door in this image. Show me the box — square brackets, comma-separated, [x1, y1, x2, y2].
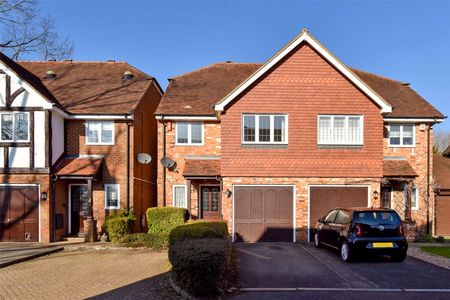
[436, 194, 450, 236]
[309, 186, 368, 239]
[234, 186, 293, 242]
[0, 186, 39, 242]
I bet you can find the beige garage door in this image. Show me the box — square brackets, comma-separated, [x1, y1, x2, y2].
[436, 194, 450, 236]
[234, 186, 294, 242]
[309, 186, 368, 240]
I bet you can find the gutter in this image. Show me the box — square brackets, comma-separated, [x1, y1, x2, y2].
[427, 124, 431, 234]
[162, 115, 167, 206]
[126, 114, 132, 213]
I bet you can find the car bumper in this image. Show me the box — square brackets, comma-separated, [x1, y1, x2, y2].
[348, 238, 408, 254]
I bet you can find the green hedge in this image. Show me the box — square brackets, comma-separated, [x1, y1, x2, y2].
[118, 233, 169, 250]
[169, 238, 230, 296]
[146, 207, 189, 234]
[169, 221, 229, 246]
[105, 210, 136, 244]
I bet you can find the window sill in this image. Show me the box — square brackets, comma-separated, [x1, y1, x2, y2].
[175, 143, 204, 146]
[388, 145, 416, 148]
[318, 145, 363, 149]
[86, 143, 115, 146]
[241, 144, 288, 149]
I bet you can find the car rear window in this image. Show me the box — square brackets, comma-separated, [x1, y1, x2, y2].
[354, 211, 401, 225]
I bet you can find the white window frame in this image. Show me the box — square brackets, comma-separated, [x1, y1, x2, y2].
[0, 111, 30, 142]
[317, 115, 364, 146]
[403, 184, 419, 211]
[387, 124, 416, 148]
[175, 122, 204, 146]
[241, 114, 288, 144]
[104, 184, 120, 209]
[85, 121, 115, 145]
[172, 184, 187, 208]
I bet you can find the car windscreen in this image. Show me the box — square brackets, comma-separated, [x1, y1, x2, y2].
[354, 211, 401, 226]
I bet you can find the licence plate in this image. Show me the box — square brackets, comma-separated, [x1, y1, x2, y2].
[372, 242, 394, 248]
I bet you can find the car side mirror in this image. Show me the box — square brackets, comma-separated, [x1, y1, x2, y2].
[319, 217, 325, 223]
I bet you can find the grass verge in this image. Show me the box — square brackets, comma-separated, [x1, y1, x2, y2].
[421, 246, 450, 258]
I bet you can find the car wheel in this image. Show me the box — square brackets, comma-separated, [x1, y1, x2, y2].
[391, 250, 407, 262]
[340, 241, 353, 262]
[314, 232, 321, 248]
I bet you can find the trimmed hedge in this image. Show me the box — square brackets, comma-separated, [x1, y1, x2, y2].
[105, 210, 136, 244]
[169, 238, 230, 296]
[146, 207, 189, 234]
[118, 233, 169, 250]
[169, 221, 229, 246]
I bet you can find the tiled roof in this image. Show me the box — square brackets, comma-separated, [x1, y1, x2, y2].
[55, 157, 103, 177]
[183, 159, 221, 177]
[433, 155, 450, 189]
[383, 159, 418, 177]
[157, 62, 443, 119]
[18, 61, 156, 114]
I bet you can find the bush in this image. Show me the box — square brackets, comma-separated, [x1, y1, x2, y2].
[169, 221, 229, 246]
[169, 238, 231, 296]
[117, 233, 169, 250]
[436, 236, 446, 243]
[146, 207, 189, 234]
[105, 210, 136, 244]
[417, 233, 434, 243]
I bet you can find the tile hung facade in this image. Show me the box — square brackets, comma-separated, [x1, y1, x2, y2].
[156, 29, 445, 242]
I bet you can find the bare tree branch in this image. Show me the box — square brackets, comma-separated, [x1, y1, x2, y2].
[434, 128, 450, 154]
[0, 0, 73, 60]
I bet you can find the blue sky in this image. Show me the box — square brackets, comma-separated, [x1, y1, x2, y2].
[40, 0, 450, 130]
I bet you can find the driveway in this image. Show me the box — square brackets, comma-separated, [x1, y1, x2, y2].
[232, 243, 450, 299]
[0, 242, 63, 268]
[0, 249, 179, 299]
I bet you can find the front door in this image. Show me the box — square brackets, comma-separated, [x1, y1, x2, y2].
[200, 186, 221, 220]
[70, 185, 89, 236]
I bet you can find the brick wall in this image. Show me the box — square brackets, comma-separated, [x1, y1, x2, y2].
[220, 43, 384, 178]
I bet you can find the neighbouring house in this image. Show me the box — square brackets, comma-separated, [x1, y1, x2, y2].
[433, 146, 450, 236]
[0, 53, 162, 242]
[155, 29, 445, 242]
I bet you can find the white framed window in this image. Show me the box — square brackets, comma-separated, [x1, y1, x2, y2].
[403, 184, 419, 211]
[318, 115, 363, 145]
[86, 121, 115, 145]
[175, 122, 203, 145]
[242, 114, 288, 144]
[0, 112, 29, 142]
[173, 185, 187, 208]
[388, 124, 415, 147]
[105, 184, 120, 209]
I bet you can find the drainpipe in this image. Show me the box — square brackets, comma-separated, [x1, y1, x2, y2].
[426, 123, 431, 234]
[126, 114, 131, 213]
[162, 115, 167, 206]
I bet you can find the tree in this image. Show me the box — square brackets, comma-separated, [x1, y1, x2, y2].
[0, 0, 73, 60]
[434, 128, 450, 154]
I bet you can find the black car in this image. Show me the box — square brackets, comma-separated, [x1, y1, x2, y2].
[313, 207, 408, 262]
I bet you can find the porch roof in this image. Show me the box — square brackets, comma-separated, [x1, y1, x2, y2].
[183, 159, 221, 177]
[383, 159, 418, 177]
[55, 156, 103, 178]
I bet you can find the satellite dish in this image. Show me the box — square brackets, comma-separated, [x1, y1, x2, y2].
[137, 153, 152, 164]
[160, 156, 175, 168]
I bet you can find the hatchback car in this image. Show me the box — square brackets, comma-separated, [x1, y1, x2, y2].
[313, 208, 408, 262]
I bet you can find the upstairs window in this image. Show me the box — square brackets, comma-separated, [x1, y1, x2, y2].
[175, 122, 203, 145]
[388, 125, 415, 147]
[242, 114, 287, 144]
[0, 112, 29, 142]
[318, 115, 363, 145]
[86, 121, 114, 145]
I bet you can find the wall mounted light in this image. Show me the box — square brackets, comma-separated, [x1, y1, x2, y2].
[373, 190, 379, 200]
[41, 192, 48, 201]
[226, 189, 232, 198]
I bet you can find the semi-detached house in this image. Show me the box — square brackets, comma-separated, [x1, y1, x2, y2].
[155, 29, 445, 242]
[0, 53, 162, 242]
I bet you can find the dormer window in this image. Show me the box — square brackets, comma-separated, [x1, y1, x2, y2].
[85, 121, 115, 145]
[0, 112, 29, 142]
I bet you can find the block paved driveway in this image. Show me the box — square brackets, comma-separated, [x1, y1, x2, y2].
[0, 250, 179, 300]
[231, 243, 450, 300]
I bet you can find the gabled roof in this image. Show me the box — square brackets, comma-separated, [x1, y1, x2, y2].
[18, 61, 158, 114]
[214, 29, 392, 113]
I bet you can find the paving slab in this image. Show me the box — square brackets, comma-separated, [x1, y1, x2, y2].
[0, 243, 64, 268]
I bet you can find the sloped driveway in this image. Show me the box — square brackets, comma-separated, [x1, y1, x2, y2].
[234, 242, 450, 297]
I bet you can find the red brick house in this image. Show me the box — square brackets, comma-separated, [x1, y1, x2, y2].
[156, 30, 445, 242]
[0, 53, 162, 242]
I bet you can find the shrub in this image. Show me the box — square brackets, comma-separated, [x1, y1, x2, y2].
[169, 238, 231, 296]
[169, 221, 229, 246]
[118, 233, 169, 250]
[436, 236, 446, 243]
[105, 210, 136, 244]
[417, 233, 434, 243]
[146, 207, 189, 234]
